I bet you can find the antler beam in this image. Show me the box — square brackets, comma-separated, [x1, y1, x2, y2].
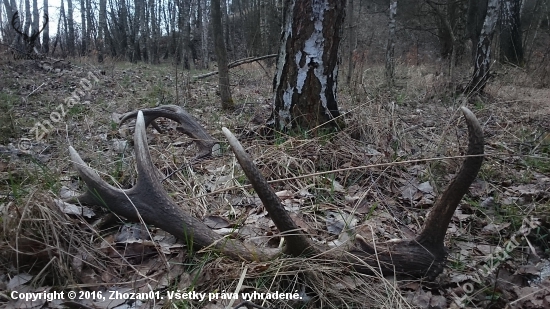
[119, 105, 216, 159]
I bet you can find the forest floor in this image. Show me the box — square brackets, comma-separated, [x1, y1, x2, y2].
[0, 56, 549, 309]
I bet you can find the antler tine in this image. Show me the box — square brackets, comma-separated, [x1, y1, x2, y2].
[415, 106, 484, 249]
[222, 127, 318, 257]
[69, 111, 273, 261]
[348, 106, 485, 278]
[30, 13, 48, 41]
[11, 12, 24, 37]
[119, 105, 216, 159]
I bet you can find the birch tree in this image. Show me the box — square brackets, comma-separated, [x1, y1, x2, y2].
[268, 0, 347, 131]
[466, 0, 499, 94]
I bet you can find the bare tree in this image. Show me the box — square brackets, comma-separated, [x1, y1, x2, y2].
[346, 0, 356, 85]
[147, 0, 159, 63]
[499, 0, 523, 65]
[268, 0, 346, 131]
[98, 0, 106, 62]
[467, 0, 488, 63]
[139, 0, 147, 61]
[260, 0, 268, 55]
[23, 0, 31, 38]
[385, 0, 397, 88]
[466, 0, 499, 94]
[176, 0, 193, 69]
[32, 0, 39, 47]
[86, 0, 91, 51]
[43, 0, 49, 53]
[221, 0, 229, 50]
[3, 0, 17, 46]
[199, 0, 209, 69]
[67, 0, 75, 55]
[80, 0, 86, 54]
[211, 0, 234, 110]
[120, 0, 129, 59]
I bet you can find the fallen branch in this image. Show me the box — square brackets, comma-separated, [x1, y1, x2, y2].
[192, 54, 277, 79]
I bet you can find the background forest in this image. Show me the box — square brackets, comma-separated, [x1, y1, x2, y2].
[0, 0, 549, 308]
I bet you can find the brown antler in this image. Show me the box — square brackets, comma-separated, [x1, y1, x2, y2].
[67, 106, 483, 279]
[68, 111, 276, 261]
[119, 105, 216, 159]
[223, 106, 484, 278]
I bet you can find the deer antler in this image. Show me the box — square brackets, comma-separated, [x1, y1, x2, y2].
[67, 106, 483, 279]
[11, 11, 48, 54]
[67, 111, 276, 261]
[119, 105, 216, 159]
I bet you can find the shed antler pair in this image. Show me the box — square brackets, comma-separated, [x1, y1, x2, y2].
[67, 106, 483, 279]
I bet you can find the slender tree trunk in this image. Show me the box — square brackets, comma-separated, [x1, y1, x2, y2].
[3, 0, 13, 21]
[385, 0, 397, 88]
[43, 0, 49, 53]
[466, 0, 499, 94]
[32, 0, 39, 48]
[146, 0, 152, 63]
[221, 0, 229, 50]
[60, 0, 68, 55]
[260, 0, 268, 55]
[3, 0, 17, 46]
[211, 0, 234, 110]
[499, 0, 523, 65]
[23, 0, 31, 37]
[467, 0, 488, 63]
[67, 0, 75, 56]
[200, 0, 209, 69]
[80, 0, 86, 55]
[268, 0, 346, 131]
[86, 0, 91, 45]
[120, 0, 128, 59]
[139, 0, 147, 61]
[131, 0, 141, 62]
[178, 0, 193, 69]
[98, 0, 106, 62]
[148, 0, 159, 63]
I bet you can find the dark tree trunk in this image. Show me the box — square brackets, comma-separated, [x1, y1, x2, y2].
[120, 0, 129, 59]
[268, 0, 346, 132]
[32, 0, 39, 48]
[499, 0, 523, 65]
[67, 0, 75, 56]
[43, 0, 49, 53]
[467, 0, 488, 63]
[211, 0, 234, 110]
[466, 0, 499, 95]
[199, 0, 209, 69]
[80, 0, 86, 55]
[385, 0, 397, 88]
[24, 0, 31, 38]
[98, 0, 106, 62]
